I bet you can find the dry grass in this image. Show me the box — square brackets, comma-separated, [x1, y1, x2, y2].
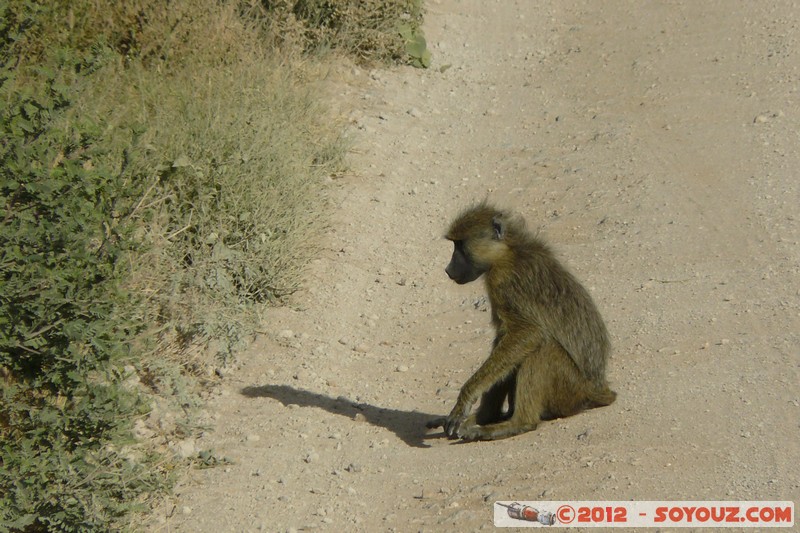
[65, 1, 347, 366]
[241, 0, 425, 63]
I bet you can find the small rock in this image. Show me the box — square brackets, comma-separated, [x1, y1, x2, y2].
[304, 451, 319, 463]
[408, 107, 422, 118]
[312, 344, 327, 356]
[246, 434, 261, 442]
[396, 365, 409, 373]
[354, 343, 369, 353]
[346, 463, 363, 473]
[277, 329, 294, 339]
[174, 438, 196, 459]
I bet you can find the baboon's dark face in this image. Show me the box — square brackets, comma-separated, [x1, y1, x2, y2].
[446, 240, 486, 284]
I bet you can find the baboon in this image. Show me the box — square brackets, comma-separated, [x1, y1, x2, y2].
[427, 202, 616, 441]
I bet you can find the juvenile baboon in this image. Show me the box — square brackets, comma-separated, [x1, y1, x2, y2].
[427, 202, 616, 440]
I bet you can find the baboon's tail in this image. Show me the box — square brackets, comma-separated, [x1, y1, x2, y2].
[586, 385, 617, 408]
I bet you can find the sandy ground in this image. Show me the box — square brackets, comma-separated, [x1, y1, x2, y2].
[152, 1, 799, 531]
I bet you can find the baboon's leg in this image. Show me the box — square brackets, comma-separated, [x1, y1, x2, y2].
[458, 351, 547, 440]
[440, 332, 544, 437]
[541, 343, 602, 419]
[460, 341, 606, 440]
[474, 370, 516, 425]
[427, 371, 516, 431]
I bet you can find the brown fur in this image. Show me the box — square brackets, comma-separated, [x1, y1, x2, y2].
[428, 202, 616, 440]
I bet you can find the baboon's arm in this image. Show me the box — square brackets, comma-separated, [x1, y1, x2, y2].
[442, 330, 543, 438]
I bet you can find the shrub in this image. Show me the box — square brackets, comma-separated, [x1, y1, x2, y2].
[242, 0, 430, 66]
[0, 38, 170, 531]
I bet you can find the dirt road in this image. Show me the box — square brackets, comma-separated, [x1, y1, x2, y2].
[156, 1, 799, 530]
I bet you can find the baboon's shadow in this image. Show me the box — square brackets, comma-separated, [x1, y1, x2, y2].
[241, 384, 439, 448]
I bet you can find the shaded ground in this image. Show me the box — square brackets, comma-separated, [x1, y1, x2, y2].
[153, 1, 799, 530]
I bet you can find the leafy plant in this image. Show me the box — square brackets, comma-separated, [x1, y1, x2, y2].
[399, 23, 431, 68]
[0, 39, 172, 530]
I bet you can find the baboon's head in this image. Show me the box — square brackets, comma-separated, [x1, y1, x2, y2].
[444, 202, 521, 284]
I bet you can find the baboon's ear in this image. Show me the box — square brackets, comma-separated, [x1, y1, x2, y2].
[491, 215, 505, 240]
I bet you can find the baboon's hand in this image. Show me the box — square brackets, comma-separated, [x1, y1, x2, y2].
[428, 414, 482, 440]
[424, 411, 467, 438]
[443, 404, 469, 439]
[426, 415, 463, 437]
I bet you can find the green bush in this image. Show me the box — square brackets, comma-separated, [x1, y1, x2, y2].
[0, 39, 170, 531]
